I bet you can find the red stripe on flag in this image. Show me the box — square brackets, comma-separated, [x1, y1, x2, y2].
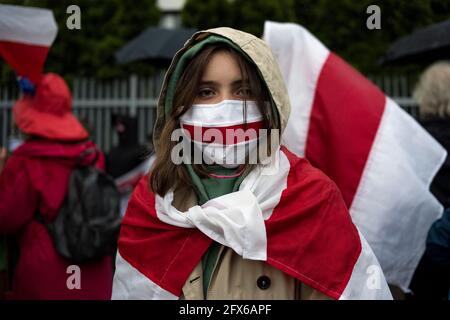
[118, 176, 212, 296]
[305, 53, 386, 208]
[117, 149, 363, 298]
[0, 40, 49, 84]
[182, 120, 264, 144]
[266, 147, 362, 299]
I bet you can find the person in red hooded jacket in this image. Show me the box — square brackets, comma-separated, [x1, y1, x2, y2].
[0, 73, 113, 300]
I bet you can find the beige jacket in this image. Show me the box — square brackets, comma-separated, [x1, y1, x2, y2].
[172, 187, 330, 300]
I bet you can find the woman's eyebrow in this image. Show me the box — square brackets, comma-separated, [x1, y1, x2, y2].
[232, 79, 249, 86]
[198, 81, 219, 86]
[198, 79, 248, 86]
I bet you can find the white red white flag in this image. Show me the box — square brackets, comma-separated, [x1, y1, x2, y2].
[0, 4, 58, 84]
[112, 147, 393, 300]
[263, 21, 447, 291]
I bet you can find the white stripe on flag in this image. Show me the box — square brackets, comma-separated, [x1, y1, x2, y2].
[350, 98, 446, 291]
[112, 251, 178, 300]
[0, 4, 57, 46]
[340, 230, 393, 300]
[263, 21, 329, 156]
[263, 20, 447, 291]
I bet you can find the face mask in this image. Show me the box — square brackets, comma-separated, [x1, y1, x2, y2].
[179, 100, 266, 168]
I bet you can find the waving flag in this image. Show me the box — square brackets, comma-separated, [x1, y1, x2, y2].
[263, 21, 447, 291]
[0, 4, 58, 84]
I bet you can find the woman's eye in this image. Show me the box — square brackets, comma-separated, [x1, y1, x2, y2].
[198, 89, 215, 97]
[237, 87, 252, 97]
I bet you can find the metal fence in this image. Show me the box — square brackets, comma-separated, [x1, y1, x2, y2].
[0, 72, 165, 152]
[368, 73, 419, 118]
[0, 73, 418, 152]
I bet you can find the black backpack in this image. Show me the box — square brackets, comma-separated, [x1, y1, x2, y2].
[38, 148, 122, 264]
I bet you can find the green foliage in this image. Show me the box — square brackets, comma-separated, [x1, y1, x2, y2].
[181, 0, 234, 30]
[232, 0, 297, 37]
[0, 0, 161, 84]
[182, 0, 296, 37]
[181, 0, 450, 74]
[2, 0, 450, 83]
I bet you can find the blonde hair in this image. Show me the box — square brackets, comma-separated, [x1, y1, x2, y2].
[413, 61, 450, 119]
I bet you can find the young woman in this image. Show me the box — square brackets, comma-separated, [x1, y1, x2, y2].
[112, 27, 393, 300]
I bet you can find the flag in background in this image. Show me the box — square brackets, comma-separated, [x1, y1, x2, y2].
[263, 20, 447, 291]
[0, 4, 58, 84]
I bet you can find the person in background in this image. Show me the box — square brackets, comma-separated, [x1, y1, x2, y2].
[409, 61, 450, 300]
[0, 73, 113, 299]
[414, 61, 450, 207]
[106, 114, 154, 216]
[0, 148, 8, 299]
[1, 121, 30, 299]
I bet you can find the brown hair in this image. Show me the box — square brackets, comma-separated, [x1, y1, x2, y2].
[150, 44, 279, 196]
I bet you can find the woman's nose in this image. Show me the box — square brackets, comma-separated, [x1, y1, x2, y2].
[216, 89, 236, 102]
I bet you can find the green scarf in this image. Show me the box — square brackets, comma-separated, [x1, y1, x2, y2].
[185, 164, 248, 296]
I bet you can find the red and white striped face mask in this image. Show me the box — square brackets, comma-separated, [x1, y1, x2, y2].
[179, 100, 266, 167]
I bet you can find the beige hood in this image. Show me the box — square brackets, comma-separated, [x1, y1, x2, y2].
[153, 27, 291, 150]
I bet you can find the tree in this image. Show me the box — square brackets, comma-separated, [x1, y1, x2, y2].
[0, 0, 161, 84]
[182, 0, 297, 37]
[182, 0, 234, 30]
[232, 0, 296, 37]
[181, 0, 450, 75]
[292, 0, 443, 73]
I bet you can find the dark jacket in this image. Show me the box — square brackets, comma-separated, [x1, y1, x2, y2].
[410, 118, 450, 299]
[421, 118, 450, 208]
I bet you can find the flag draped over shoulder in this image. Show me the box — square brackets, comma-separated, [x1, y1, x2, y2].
[263, 21, 447, 291]
[0, 4, 58, 84]
[113, 147, 393, 300]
